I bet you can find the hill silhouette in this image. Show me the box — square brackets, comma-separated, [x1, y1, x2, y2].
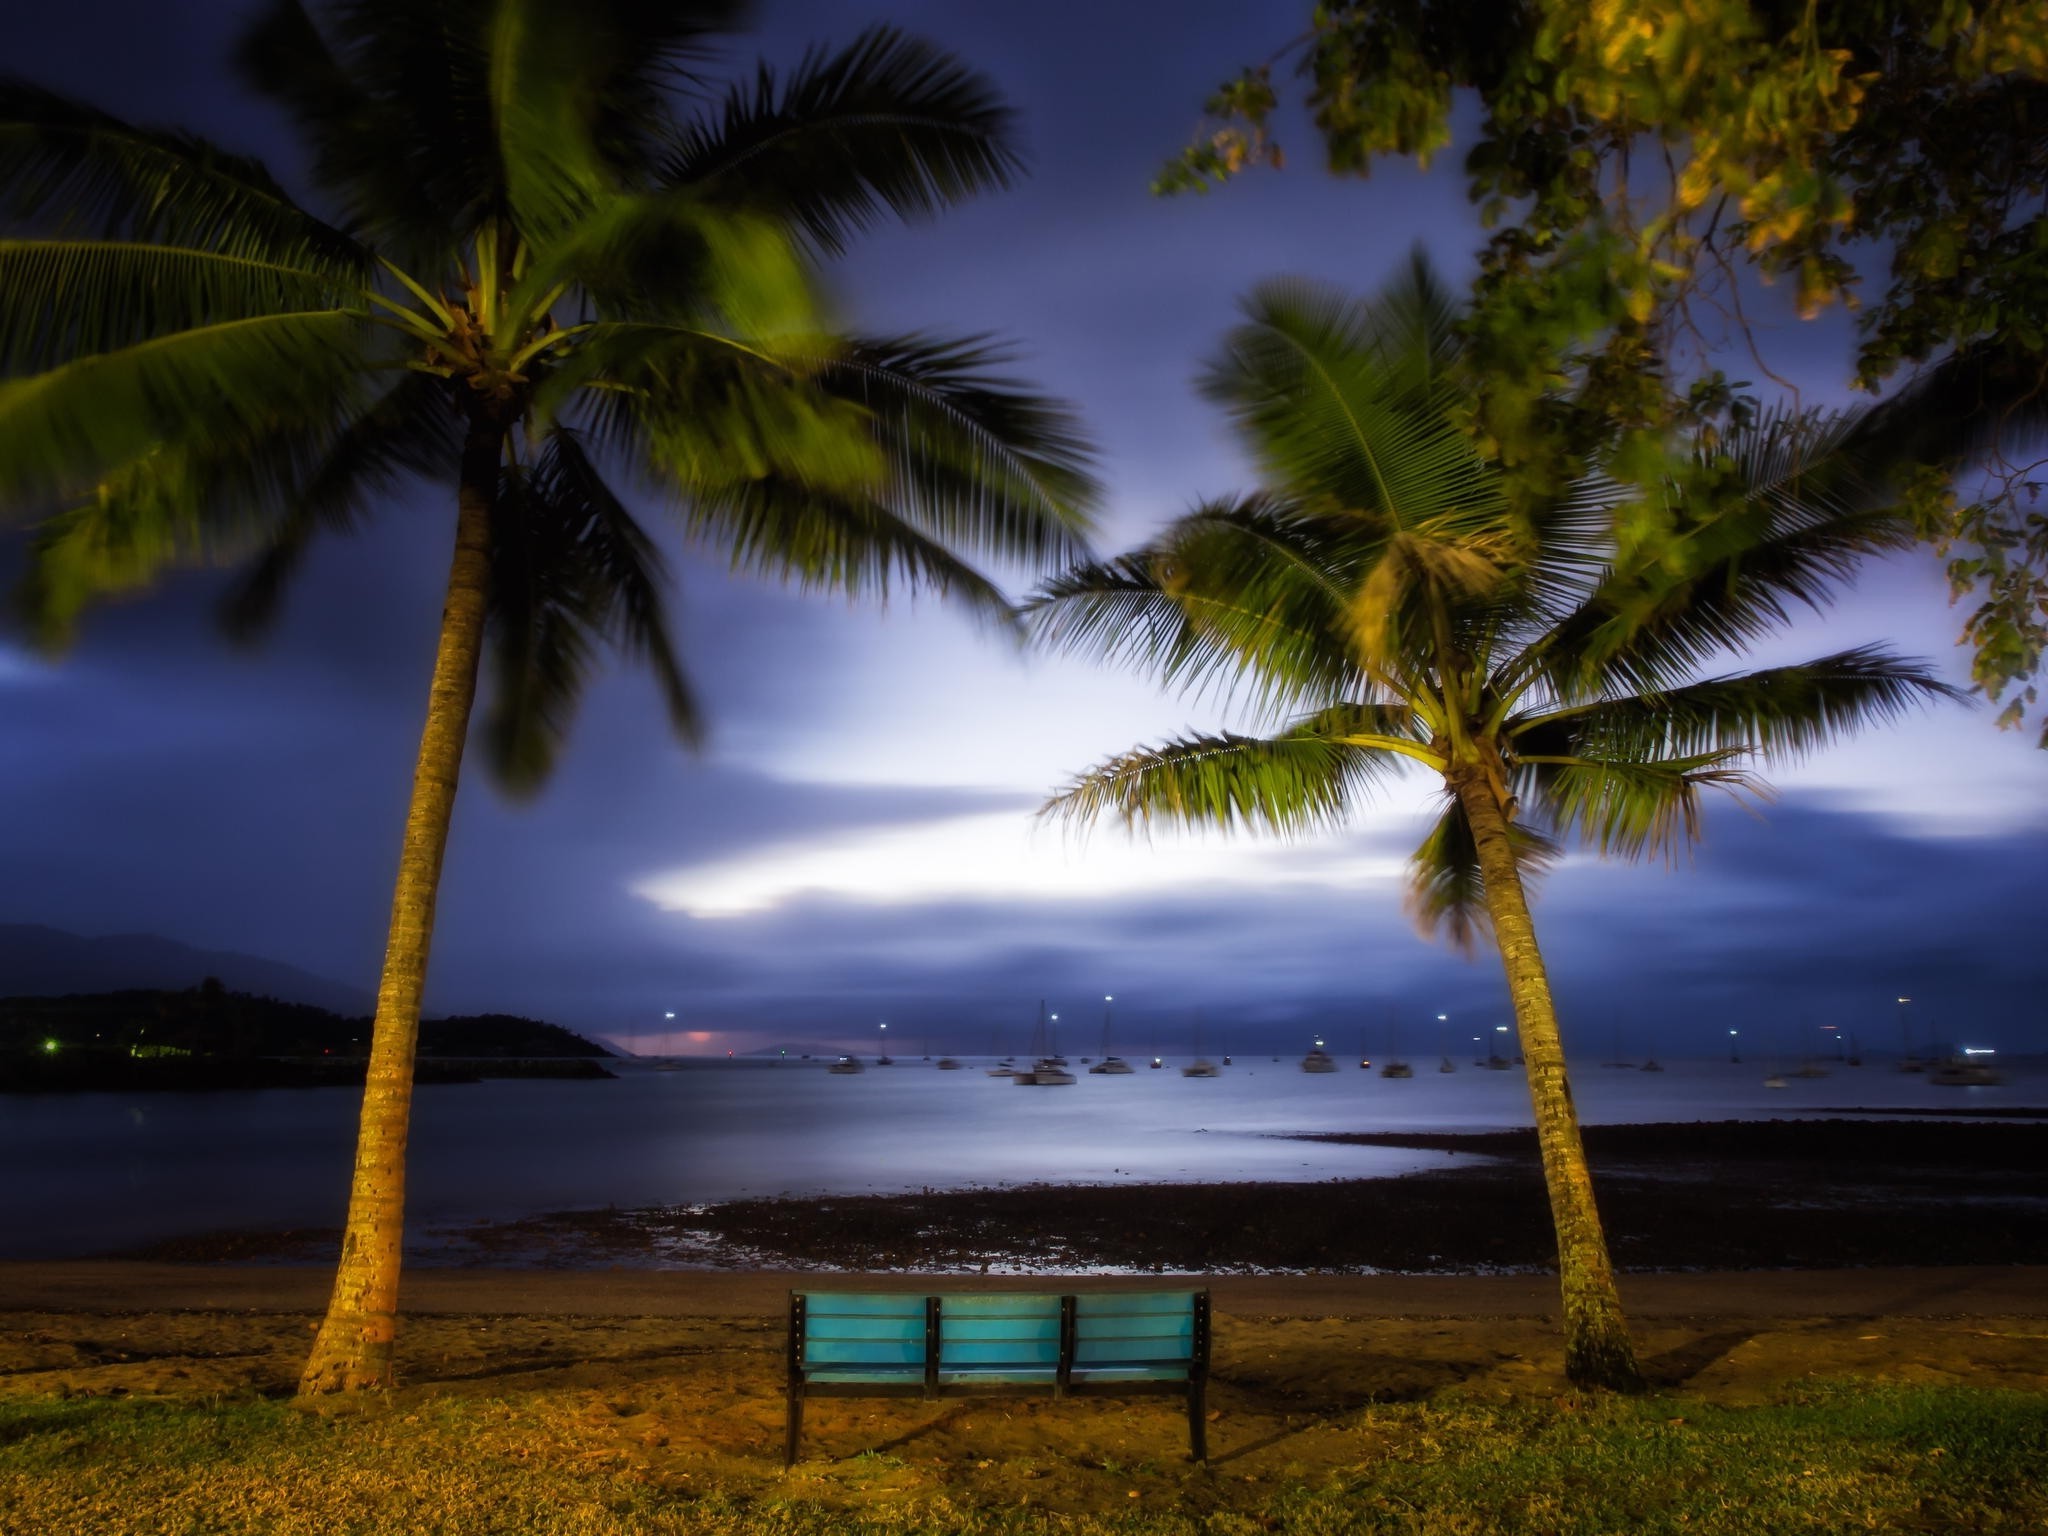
[0, 925, 372, 1014]
[1, 979, 613, 1091]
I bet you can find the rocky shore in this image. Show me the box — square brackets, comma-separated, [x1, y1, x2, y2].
[104, 1116, 2048, 1273]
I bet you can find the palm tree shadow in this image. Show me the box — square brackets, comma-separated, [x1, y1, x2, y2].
[1640, 1329, 1760, 1388]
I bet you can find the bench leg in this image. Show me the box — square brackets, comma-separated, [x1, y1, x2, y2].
[784, 1389, 803, 1469]
[1188, 1377, 1208, 1462]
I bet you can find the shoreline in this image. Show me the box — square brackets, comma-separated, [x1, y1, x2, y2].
[4, 1259, 2045, 1319]
[56, 1116, 2048, 1276]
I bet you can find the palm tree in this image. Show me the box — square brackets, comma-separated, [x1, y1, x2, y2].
[1025, 258, 1958, 1391]
[0, 1, 1096, 1394]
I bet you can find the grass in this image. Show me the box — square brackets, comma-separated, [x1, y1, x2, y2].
[1, 1383, 2043, 1535]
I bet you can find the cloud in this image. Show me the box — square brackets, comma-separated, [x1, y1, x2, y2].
[633, 808, 1409, 917]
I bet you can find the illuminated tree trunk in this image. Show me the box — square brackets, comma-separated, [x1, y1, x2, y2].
[1454, 766, 1645, 1392]
[299, 419, 499, 1395]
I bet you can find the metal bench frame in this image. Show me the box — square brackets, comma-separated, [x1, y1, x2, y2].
[784, 1289, 1212, 1466]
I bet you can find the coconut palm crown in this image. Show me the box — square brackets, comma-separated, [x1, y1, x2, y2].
[1026, 256, 1960, 1390]
[0, 0, 1097, 1393]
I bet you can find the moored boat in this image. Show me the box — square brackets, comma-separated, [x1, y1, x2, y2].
[827, 1056, 864, 1075]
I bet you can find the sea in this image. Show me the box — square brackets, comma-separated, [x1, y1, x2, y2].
[3, 1053, 2040, 1261]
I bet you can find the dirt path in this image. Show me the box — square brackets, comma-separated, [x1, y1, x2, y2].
[3, 1260, 2042, 1319]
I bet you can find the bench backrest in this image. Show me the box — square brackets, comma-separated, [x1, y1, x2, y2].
[793, 1292, 928, 1384]
[1074, 1290, 1200, 1378]
[791, 1289, 1205, 1389]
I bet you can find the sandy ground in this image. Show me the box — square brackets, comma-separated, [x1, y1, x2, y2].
[1, 1263, 2043, 1519]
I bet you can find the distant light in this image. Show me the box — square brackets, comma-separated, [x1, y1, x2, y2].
[1105, 995, 1113, 1002]
[664, 1012, 675, 1020]
[41, 1038, 58, 1054]
[1495, 1025, 1509, 1033]
[1314, 1038, 1324, 1048]
[1897, 997, 1911, 1004]
[1962, 1047, 1996, 1056]
[1437, 1014, 1448, 1021]
[1050, 1014, 1058, 1022]
[1729, 1029, 1738, 1036]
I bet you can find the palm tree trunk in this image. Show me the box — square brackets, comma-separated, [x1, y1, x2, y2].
[1453, 767, 1645, 1392]
[298, 418, 500, 1395]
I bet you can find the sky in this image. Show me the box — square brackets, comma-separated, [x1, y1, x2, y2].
[1, 0, 2043, 1062]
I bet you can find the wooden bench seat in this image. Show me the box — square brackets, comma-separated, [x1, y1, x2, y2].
[784, 1288, 1211, 1465]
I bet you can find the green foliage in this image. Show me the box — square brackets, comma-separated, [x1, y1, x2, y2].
[2, 1384, 2044, 1535]
[0, 0, 1099, 791]
[1030, 259, 1959, 946]
[1162, 0, 2048, 740]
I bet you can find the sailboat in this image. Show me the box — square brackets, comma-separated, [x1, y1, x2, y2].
[1014, 1001, 1075, 1086]
[1089, 996, 1134, 1074]
[1181, 1013, 1219, 1077]
[1379, 1009, 1412, 1078]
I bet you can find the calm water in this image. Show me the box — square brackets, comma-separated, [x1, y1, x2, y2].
[3, 1055, 2039, 1259]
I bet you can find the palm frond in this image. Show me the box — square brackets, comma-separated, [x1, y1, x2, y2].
[1200, 276, 1507, 542]
[18, 408, 374, 648]
[1509, 646, 1966, 766]
[0, 77, 366, 272]
[1405, 795, 1560, 954]
[564, 322, 878, 500]
[1842, 340, 2048, 484]
[819, 332, 1097, 568]
[543, 429, 701, 748]
[1517, 751, 1759, 863]
[1041, 716, 1410, 836]
[663, 25, 1020, 257]
[0, 310, 377, 515]
[487, 0, 620, 239]
[484, 429, 703, 794]
[1022, 495, 1369, 719]
[680, 471, 1017, 629]
[1537, 409, 1919, 696]
[0, 240, 363, 373]
[517, 196, 828, 343]
[220, 370, 462, 640]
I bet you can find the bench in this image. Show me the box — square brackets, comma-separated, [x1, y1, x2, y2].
[784, 1288, 1211, 1466]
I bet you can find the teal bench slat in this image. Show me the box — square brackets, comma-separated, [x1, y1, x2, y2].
[802, 1318, 925, 1343]
[806, 1367, 926, 1386]
[943, 1316, 1061, 1343]
[787, 1289, 1210, 1468]
[805, 1339, 924, 1366]
[1075, 1336, 1191, 1363]
[798, 1293, 926, 1316]
[803, 1316, 925, 1343]
[1074, 1316, 1194, 1341]
[1073, 1292, 1198, 1315]
[936, 1294, 1062, 1317]
[941, 1342, 1059, 1367]
[937, 1368, 1061, 1385]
